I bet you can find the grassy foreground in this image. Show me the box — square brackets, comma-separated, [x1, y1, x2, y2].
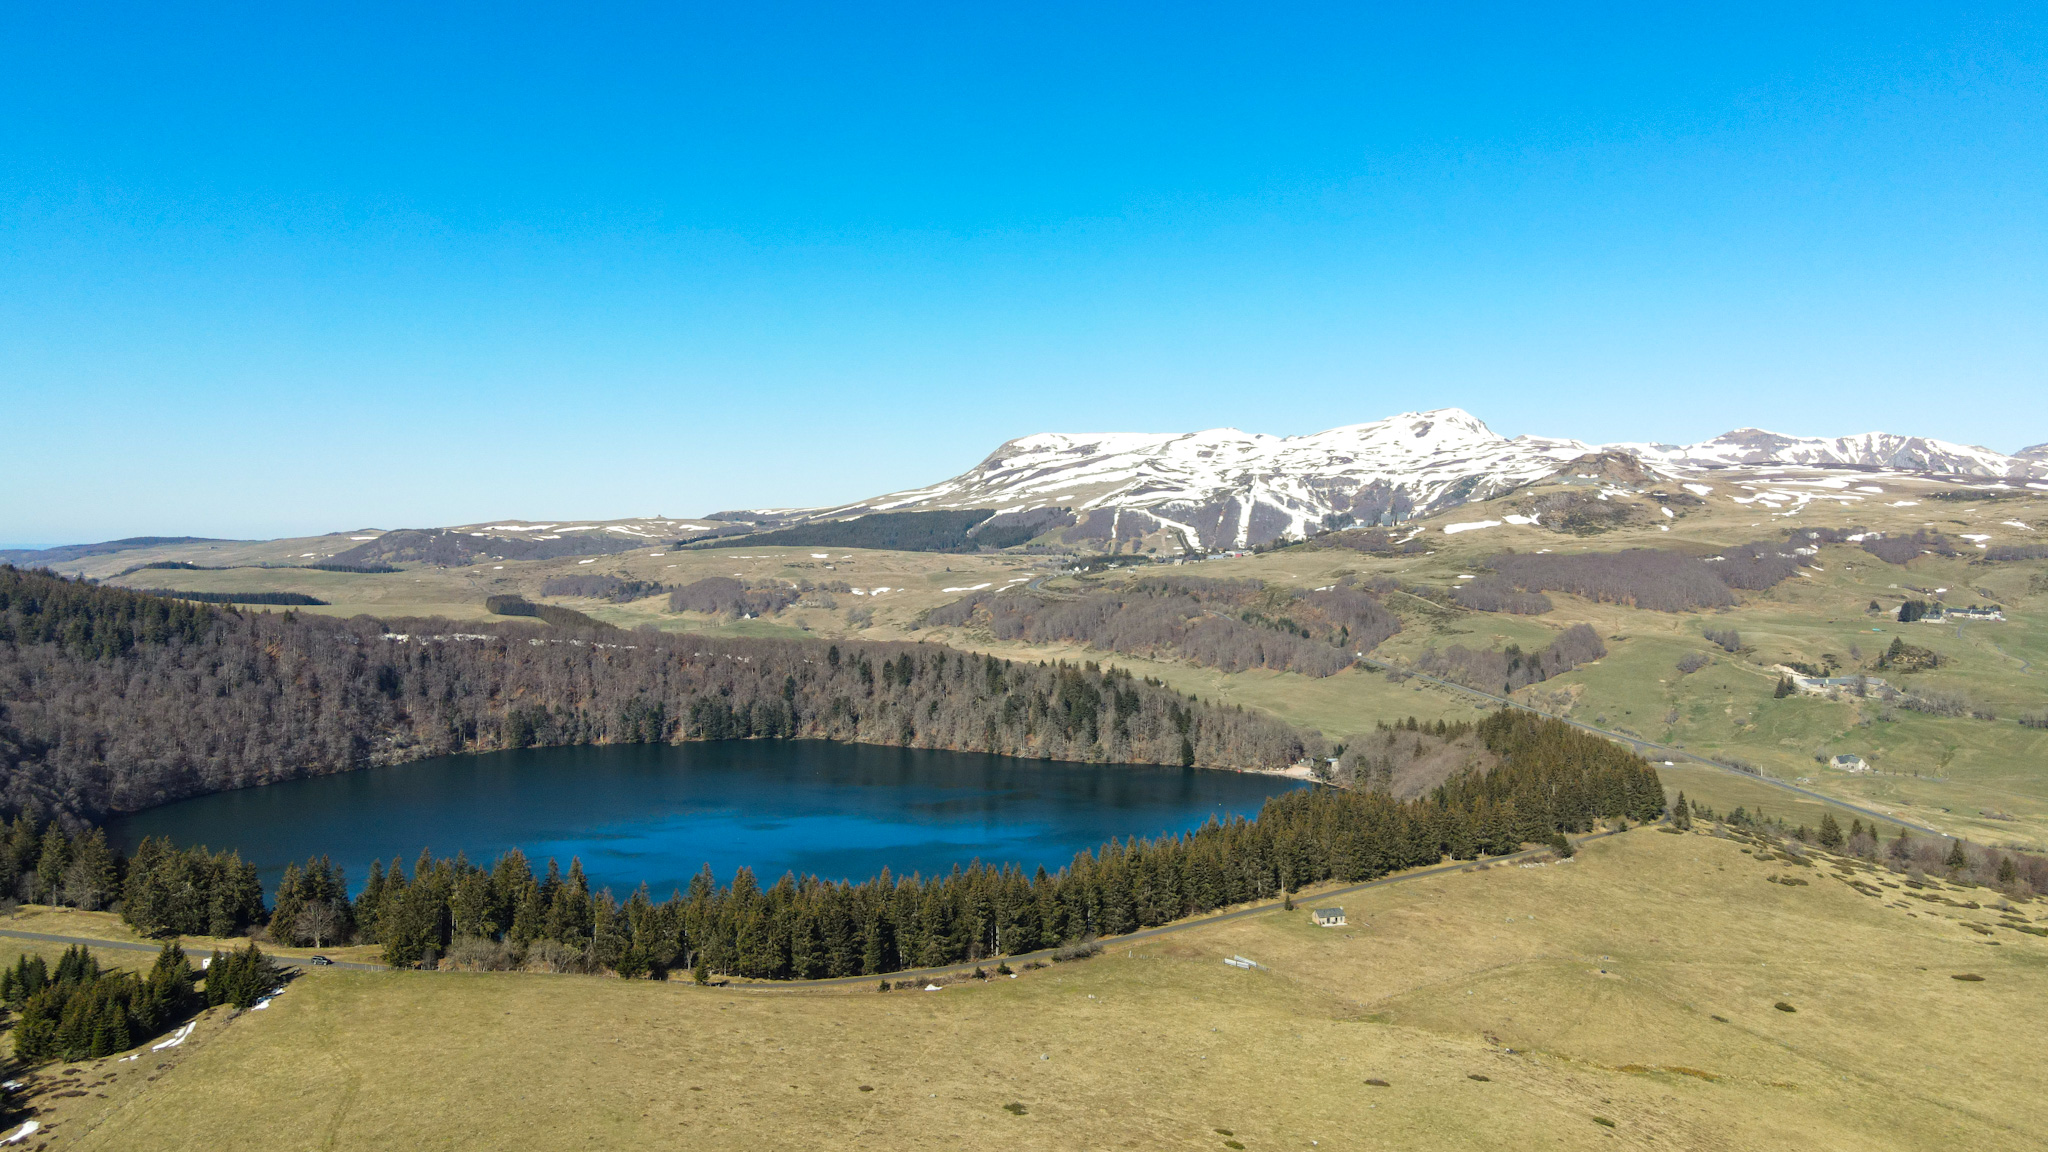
[9, 827, 2041, 1151]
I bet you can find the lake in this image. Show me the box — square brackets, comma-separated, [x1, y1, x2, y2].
[105, 741, 1307, 897]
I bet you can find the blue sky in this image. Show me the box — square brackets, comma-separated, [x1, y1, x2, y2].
[3, 2, 2043, 544]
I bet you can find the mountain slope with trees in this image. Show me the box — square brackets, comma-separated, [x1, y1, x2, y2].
[0, 567, 1319, 823]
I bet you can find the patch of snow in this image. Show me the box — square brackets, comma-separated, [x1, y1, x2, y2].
[1456, 574, 1476, 580]
[812, 553, 830, 558]
[348, 535, 379, 540]
[152, 1020, 197, 1050]
[1503, 513, 1540, 525]
[1890, 501, 1919, 507]
[1681, 484, 1713, 497]
[1960, 534, 1991, 542]
[577, 558, 598, 565]
[2, 1121, 40, 1145]
[942, 583, 994, 592]
[1855, 485, 1885, 493]
[1661, 506, 1675, 519]
[2002, 521, 2034, 531]
[1443, 520, 1501, 534]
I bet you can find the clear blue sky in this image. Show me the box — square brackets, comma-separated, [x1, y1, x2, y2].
[4, 2, 2043, 544]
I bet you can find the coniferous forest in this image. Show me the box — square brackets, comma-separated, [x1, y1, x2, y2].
[0, 566, 1316, 822]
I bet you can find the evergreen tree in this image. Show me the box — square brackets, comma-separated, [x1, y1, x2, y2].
[1671, 793, 1692, 831]
[141, 941, 195, 1030]
[204, 942, 281, 1009]
[0, 954, 48, 1007]
[269, 863, 307, 946]
[1945, 838, 1969, 871]
[60, 828, 119, 911]
[34, 824, 70, 904]
[1818, 813, 1843, 850]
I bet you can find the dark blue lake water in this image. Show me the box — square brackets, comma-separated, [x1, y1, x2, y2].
[105, 741, 1306, 897]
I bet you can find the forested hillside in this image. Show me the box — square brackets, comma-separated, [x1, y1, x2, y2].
[0, 567, 1319, 823]
[927, 575, 1400, 677]
[696, 509, 1002, 552]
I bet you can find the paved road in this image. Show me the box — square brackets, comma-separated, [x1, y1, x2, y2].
[1354, 655, 1948, 838]
[0, 927, 383, 971]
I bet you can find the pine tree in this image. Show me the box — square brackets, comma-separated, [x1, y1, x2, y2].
[1818, 813, 1843, 850]
[1672, 793, 1692, 831]
[270, 863, 307, 947]
[142, 941, 195, 1031]
[60, 829, 118, 910]
[1945, 838, 1969, 871]
[34, 824, 70, 904]
[205, 942, 280, 1009]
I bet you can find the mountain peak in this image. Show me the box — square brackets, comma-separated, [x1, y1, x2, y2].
[819, 410, 2040, 553]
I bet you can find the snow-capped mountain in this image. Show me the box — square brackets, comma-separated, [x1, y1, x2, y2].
[829, 409, 1594, 549]
[1616, 428, 2029, 477]
[744, 410, 2042, 551]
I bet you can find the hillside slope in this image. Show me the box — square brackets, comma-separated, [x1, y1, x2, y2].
[37, 828, 2048, 1152]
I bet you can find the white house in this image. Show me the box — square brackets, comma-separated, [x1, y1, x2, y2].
[1829, 754, 1870, 773]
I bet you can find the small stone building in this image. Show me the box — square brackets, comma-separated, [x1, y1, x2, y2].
[1311, 907, 1346, 927]
[1830, 754, 1870, 773]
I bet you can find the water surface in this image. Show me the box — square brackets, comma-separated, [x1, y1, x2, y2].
[106, 741, 1306, 896]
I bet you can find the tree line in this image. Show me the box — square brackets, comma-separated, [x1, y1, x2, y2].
[540, 574, 668, 603]
[926, 575, 1401, 678]
[0, 566, 1322, 823]
[696, 509, 1002, 553]
[139, 589, 329, 606]
[1410, 624, 1607, 695]
[90, 710, 1665, 979]
[2, 939, 281, 1064]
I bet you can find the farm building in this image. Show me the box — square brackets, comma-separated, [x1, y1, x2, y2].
[1311, 908, 1346, 928]
[1829, 754, 1871, 773]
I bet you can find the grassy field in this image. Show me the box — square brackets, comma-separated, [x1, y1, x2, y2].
[6, 827, 2042, 1150]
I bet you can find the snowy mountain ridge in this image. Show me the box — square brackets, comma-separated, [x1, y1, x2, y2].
[800, 409, 2040, 551]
